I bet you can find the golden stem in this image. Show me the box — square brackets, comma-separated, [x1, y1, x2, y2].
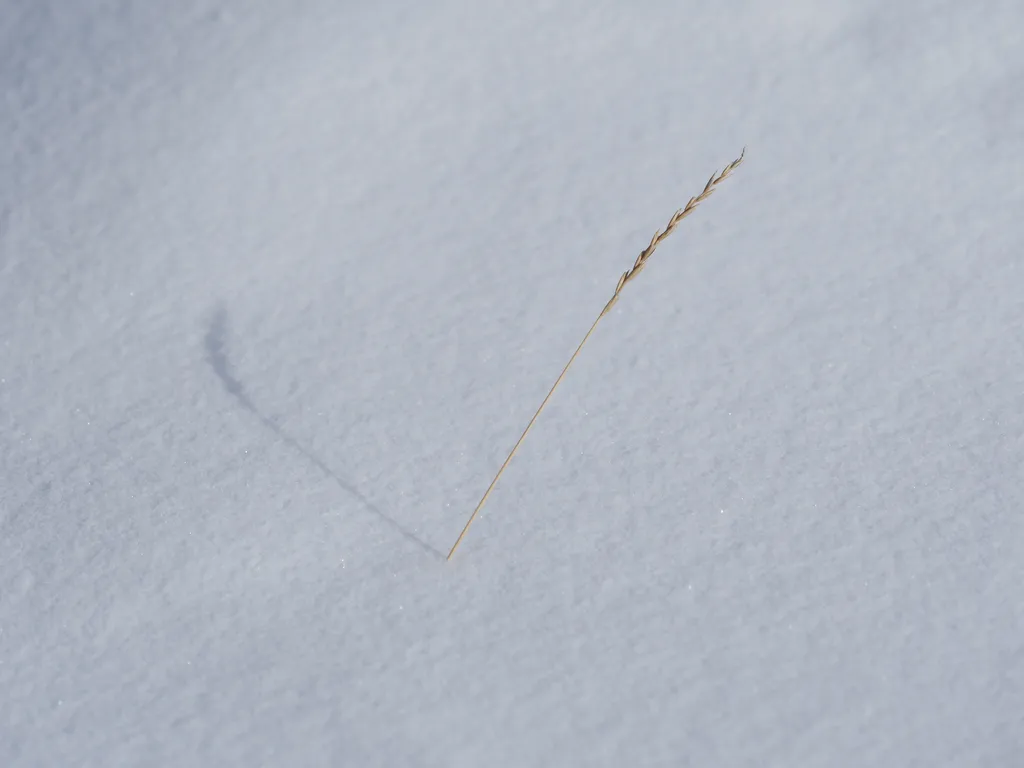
[446, 149, 745, 560]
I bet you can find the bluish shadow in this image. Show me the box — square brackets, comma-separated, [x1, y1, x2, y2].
[204, 305, 442, 560]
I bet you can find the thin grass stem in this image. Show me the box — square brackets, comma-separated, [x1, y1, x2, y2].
[446, 149, 745, 560]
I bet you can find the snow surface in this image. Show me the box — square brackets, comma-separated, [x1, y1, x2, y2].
[2, 1, 1023, 765]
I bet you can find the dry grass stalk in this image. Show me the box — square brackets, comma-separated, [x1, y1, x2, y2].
[446, 149, 745, 561]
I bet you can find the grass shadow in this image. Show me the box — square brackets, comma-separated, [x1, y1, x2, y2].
[204, 304, 443, 560]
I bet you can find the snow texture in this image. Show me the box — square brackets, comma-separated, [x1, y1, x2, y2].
[2, 1, 1023, 765]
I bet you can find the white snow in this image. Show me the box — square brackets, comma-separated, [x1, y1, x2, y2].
[2, 1, 1023, 765]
